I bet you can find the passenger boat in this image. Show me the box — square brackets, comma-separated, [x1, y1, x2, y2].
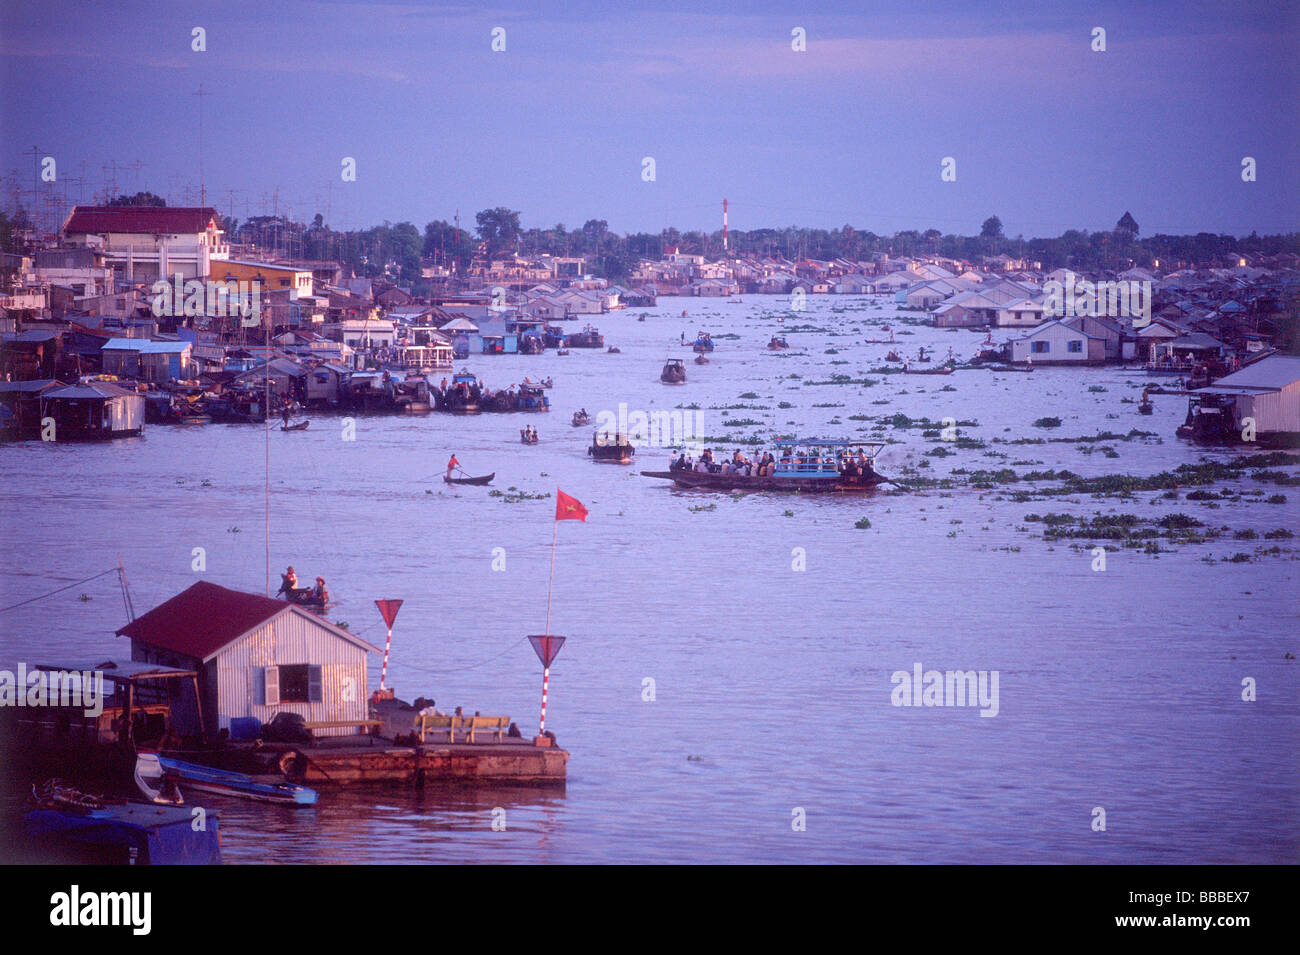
[768, 336, 790, 350]
[154, 754, 317, 805]
[692, 332, 715, 353]
[444, 471, 494, 486]
[661, 358, 687, 383]
[572, 411, 591, 427]
[588, 431, 635, 463]
[521, 429, 539, 444]
[568, 325, 605, 348]
[642, 439, 889, 492]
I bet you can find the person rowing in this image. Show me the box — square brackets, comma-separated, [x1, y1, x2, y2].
[447, 454, 460, 479]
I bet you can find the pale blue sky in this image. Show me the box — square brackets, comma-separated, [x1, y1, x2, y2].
[2, 0, 1296, 237]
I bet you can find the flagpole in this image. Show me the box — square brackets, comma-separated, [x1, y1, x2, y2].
[543, 516, 559, 635]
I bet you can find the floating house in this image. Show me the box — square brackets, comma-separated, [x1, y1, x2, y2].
[118, 581, 379, 741]
[1187, 353, 1300, 446]
[0, 379, 60, 440]
[101, 338, 194, 382]
[40, 381, 145, 440]
[1008, 320, 1106, 365]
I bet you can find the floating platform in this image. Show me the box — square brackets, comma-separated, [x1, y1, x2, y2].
[269, 738, 569, 787]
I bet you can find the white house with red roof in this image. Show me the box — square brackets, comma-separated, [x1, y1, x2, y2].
[62, 205, 230, 284]
[117, 581, 379, 739]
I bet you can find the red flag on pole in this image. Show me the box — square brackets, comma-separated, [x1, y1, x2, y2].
[555, 489, 588, 522]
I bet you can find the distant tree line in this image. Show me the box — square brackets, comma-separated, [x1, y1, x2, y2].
[1, 199, 1296, 287]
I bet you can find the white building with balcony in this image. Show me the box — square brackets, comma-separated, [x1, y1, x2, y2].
[61, 206, 229, 284]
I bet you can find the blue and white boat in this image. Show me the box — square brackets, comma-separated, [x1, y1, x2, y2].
[154, 754, 318, 806]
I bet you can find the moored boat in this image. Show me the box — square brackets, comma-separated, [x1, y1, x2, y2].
[155, 754, 317, 805]
[568, 324, 605, 348]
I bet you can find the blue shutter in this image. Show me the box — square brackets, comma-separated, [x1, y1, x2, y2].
[308, 666, 323, 703]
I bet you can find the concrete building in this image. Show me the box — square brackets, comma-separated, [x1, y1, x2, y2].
[62, 206, 229, 284]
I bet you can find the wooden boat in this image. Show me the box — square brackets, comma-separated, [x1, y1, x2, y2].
[520, 430, 539, 444]
[280, 419, 310, 431]
[694, 354, 709, 365]
[768, 337, 790, 350]
[134, 753, 184, 805]
[556, 348, 570, 356]
[863, 338, 895, 344]
[444, 471, 494, 486]
[661, 358, 687, 383]
[589, 431, 635, 463]
[571, 411, 591, 427]
[178, 414, 211, 425]
[692, 333, 715, 353]
[607, 346, 622, 354]
[568, 325, 604, 348]
[156, 754, 317, 805]
[643, 439, 888, 493]
[1138, 402, 1154, 415]
[902, 364, 954, 375]
[886, 350, 902, 362]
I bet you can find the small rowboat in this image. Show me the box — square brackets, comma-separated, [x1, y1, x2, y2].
[134, 753, 184, 805]
[281, 420, 310, 431]
[444, 472, 494, 486]
[155, 755, 317, 805]
[902, 365, 954, 375]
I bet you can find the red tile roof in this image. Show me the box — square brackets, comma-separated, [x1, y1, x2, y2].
[63, 206, 221, 236]
[116, 581, 290, 660]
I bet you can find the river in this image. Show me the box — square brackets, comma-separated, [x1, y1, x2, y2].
[2, 296, 1296, 863]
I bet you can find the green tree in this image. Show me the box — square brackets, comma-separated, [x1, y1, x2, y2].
[1115, 211, 1139, 238]
[475, 207, 521, 259]
[980, 216, 1004, 239]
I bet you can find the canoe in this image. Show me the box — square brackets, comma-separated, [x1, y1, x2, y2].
[902, 365, 954, 375]
[281, 420, 310, 431]
[444, 472, 494, 486]
[156, 755, 317, 805]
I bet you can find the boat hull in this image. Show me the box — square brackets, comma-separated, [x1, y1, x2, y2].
[641, 470, 885, 492]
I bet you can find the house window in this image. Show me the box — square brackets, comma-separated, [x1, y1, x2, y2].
[1067, 340, 1083, 353]
[1032, 341, 1050, 354]
[264, 665, 322, 705]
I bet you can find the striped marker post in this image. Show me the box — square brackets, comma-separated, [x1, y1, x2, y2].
[375, 599, 403, 691]
[528, 635, 565, 737]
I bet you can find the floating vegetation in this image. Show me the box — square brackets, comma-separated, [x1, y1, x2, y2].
[854, 517, 872, 529]
[1033, 417, 1062, 428]
[722, 418, 763, 427]
[689, 503, 717, 512]
[490, 489, 552, 503]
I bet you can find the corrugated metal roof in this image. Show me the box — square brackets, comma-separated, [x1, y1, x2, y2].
[116, 580, 378, 661]
[1196, 354, 1300, 392]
